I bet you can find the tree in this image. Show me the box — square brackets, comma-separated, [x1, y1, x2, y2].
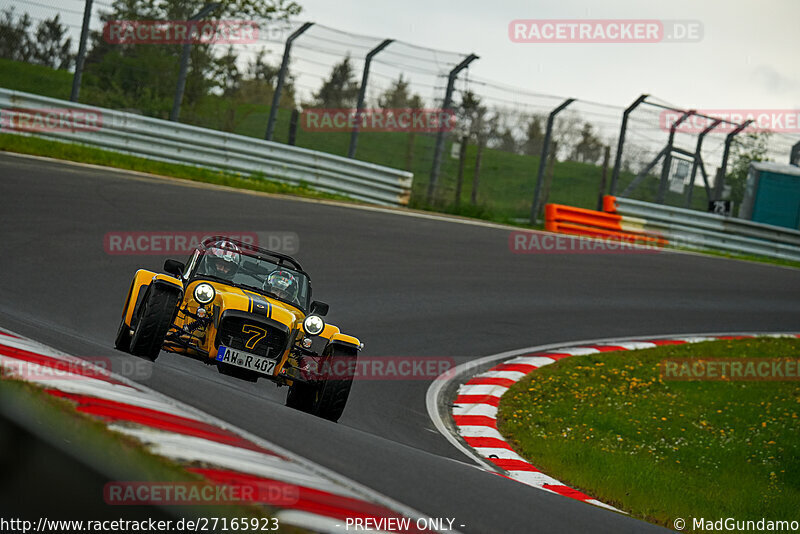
[726, 131, 771, 205]
[31, 14, 73, 69]
[521, 115, 545, 155]
[378, 74, 423, 109]
[235, 48, 296, 107]
[82, 0, 300, 116]
[211, 46, 241, 97]
[0, 9, 34, 63]
[311, 56, 360, 108]
[571, 122, 604, 164]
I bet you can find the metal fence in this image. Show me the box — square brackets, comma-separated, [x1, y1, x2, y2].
[0, 0, 799, 221]
[0, 88, 413, 206]
[613, 197, 800, 262]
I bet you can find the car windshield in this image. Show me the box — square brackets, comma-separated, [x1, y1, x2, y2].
[193, 245, 310, 310]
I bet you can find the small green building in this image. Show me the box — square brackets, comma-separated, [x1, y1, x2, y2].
[739, 162, 800, 229]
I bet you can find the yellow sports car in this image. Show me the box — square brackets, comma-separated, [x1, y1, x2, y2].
[114, 236, 361, 422]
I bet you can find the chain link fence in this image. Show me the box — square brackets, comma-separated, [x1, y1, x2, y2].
[1, 0, 798, 223]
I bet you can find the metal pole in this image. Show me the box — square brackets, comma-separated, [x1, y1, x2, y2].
[685, 119, 721, 208]
[70, 0, 93, 102]
[609, 94, 648, 195]
[426, 53, 479, 203]
[170, 3, 221, 122]
[348, 39, 393, 159]
[715, 120, 753, 200]
[265, 22, 313, 141]
[656, 110, 693, 204]
[790, 140, 800, 166]
[530, 98, 574, 224]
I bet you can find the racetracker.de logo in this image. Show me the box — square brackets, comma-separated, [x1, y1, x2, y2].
[103, 20, 259, 44]
[508, 19, 703, 43]
[660, 109, 800, 134]
[0, 107, 102, 132]
[104, 481, 298, 505]
[301, 108, 456, 133]
[104, 232, 300, 255]
[509, 231, 665, 254]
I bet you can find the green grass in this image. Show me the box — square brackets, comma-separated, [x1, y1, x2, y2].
[0, 375, 302, 527]
[497, 338, 800, 529]
[0, 132, 354, 203]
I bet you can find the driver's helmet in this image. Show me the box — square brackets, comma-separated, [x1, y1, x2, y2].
[265, 269, 298, 302]
[205, 240, 241, 278]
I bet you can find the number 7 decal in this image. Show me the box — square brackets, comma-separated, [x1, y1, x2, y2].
[242, 324, 268, 350]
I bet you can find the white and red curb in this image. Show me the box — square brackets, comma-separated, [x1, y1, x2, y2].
[430, 332, 800, 513]
[0, 329, 445, 533]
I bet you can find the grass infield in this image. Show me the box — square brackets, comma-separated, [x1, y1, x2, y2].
[497, 338, 800, 529]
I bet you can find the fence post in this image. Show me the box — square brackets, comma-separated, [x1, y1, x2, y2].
[454, 135, 468, 206]
[530, 98, 574, 224]
[714, 120, 753, 200]
[426, 53, 478, 204]
[288, 108, 299, 146]
[596, 145, 611, 210]
[656, 110, 693, 204]
[70, 0, 93, 102]
[265, 22, 314, 141]
[685, 119, 721, 208]
[609, 94, 648, 195]
[170, 3, 221, 122]
[348, 39, 393, 159]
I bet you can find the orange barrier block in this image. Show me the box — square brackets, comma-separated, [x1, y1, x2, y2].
[545, 203, 623, 231]
[544, 201, 669, 247]
[603, 195, 618, 214]
[548, 221, 669, 247]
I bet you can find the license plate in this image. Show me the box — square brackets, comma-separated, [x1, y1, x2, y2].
[216, 346, 276, 376]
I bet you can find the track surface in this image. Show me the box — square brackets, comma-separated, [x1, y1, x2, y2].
[2, 152, 799, 532]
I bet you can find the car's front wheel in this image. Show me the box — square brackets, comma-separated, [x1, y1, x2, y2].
[285, 345, 358, 422]
[129, 285, 180, 361]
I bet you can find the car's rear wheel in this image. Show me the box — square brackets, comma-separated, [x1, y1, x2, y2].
[129, 285, 180, 361]
[285, 345, 358, 422]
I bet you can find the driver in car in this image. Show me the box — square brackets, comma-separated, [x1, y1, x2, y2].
[265, 269, 300, 305]
[200, 240, 241, 281]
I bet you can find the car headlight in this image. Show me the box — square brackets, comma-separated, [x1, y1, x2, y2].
[193, 283, 216, 305]
[303, 315, 325, 335]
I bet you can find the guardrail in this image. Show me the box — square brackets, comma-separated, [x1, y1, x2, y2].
[0, 89, 414, 206]
[605, 196, 800, 262]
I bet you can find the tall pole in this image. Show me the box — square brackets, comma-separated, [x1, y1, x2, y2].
[656, 110, 693, 204]
[348, 39, 393, 159]
[714, 120, 753, 200]
[530, 98, 574, 224]
[265, 22, 314, 141]
[426, 53, 479, 203]
[685, 119, 721, 207]
[609, 94, 648, 195]
[70, 0, 93, 102]
[170, 3, 221, 122]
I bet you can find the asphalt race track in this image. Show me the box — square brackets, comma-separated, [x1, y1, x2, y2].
[2, 152, 800, 532]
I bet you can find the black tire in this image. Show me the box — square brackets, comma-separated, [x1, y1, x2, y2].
[129, 285, 180, 361]
[285, 345, 358, 422]
[285, 381, 316, 412]
[114, 314, 131, 352]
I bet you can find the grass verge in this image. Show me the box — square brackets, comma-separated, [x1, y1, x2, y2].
[0, 133, 353, 203]
[497, 338, 800, 529]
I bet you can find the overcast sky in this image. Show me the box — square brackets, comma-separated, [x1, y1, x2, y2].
[297, 0, 799, 111]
